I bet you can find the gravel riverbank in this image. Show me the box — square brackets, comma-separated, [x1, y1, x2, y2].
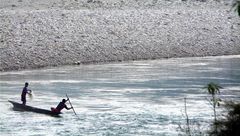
[0, 0, 240, 71]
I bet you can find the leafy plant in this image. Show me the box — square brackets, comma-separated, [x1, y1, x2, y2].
[213, 102, 240, 136]
[233, 0, 240, 16]
[204, 82, 223, 135]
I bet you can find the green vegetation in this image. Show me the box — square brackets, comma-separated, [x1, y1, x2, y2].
[200, 83, 240, 135]
[214, 102, 240, 136]
[178, 82, 240, 136]
[204, 82, 222, 124]
[233, 0, 240, 16]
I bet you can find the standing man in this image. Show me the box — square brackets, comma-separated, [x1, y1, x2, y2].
[21, 82, 32, 105]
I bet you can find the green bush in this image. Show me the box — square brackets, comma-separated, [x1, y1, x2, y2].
[213, 102, 240, 136]
[233, 0, 240, 16]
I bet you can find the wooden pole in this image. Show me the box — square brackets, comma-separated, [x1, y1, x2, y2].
[66, 94, 78, 117]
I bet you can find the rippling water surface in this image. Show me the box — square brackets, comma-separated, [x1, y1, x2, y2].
[1, 55, 240, 135]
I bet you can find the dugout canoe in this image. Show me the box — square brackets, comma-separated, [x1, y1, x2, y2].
[8, 100, 61, 117]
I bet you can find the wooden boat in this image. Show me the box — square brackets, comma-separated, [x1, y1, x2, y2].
[8, 100, 61, 117]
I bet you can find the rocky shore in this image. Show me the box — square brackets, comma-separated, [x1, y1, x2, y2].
[0, 0, 240, 71]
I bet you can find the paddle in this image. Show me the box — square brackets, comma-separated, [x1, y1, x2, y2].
[66, 94, 78, 118]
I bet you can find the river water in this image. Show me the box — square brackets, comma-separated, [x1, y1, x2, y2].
[0, 55, 240, 136]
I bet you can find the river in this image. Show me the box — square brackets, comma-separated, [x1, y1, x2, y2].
[0, 55, 240, 136]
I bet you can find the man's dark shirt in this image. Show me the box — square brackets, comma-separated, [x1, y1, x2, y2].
[21, 87, 28, 101]
[56, 102, 67, 111]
